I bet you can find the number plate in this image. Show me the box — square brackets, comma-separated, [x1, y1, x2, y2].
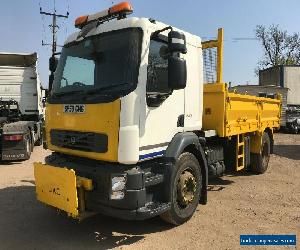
[63, 104, 85, 113]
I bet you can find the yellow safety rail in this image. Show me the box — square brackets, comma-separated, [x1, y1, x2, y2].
[202, 28, 224, 83]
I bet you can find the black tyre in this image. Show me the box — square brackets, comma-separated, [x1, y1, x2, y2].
[160, 152, 202, 225]
[35, 131, 43, 146]
[24, 133, 32, 160]
[250, 132, 270, 174]
[30, 130, 35, 151]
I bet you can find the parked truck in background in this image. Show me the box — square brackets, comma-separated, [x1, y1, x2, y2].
[34, 2, 281, 225]
[0, 52, 43, 160]
[259, 65, 300, 133]
[286, 105, 300, 133]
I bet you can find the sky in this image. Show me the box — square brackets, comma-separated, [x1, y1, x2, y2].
[1, 0, 300, 88]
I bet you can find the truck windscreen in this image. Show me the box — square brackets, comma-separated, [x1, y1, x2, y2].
[49, 28, 142, 104]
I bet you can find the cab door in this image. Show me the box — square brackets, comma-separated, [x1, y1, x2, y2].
[139, 37, 185, 161]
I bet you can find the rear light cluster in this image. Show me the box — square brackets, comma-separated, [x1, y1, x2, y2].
[3, 135, 23, 141]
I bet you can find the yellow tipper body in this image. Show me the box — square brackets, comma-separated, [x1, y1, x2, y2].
[201, 28, 281, 138]
[202, 83, 281, 137]
[45, 99, 120, 162]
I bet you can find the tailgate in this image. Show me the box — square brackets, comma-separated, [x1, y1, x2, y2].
[34, 162, 79, 217]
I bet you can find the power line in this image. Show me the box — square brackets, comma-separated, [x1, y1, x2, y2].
[232, 37, 259, 43]
[40, 8, 69, 56]
[39, 0, 69, 91]
[202, 36, 259, 43]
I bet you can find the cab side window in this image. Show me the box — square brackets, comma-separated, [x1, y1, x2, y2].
[146, 39, 171, 106]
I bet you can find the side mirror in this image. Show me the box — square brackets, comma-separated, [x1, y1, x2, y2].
[168, 56, 187, 90]
[42, 97, 47, 108]
[168, 30, 187, 90]
[168, 31, 187, 54]
[48, 74, 54, 93]
[49, 56, 58, 72]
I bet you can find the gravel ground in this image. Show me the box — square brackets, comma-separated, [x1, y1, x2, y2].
[0, 133, 299, 250]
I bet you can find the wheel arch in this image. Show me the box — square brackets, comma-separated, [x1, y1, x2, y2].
[165, 132, 208, 204]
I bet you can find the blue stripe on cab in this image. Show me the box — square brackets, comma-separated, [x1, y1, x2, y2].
[139, 150, 165, 160]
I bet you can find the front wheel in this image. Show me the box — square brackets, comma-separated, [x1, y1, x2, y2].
[160, 152, 202, 225]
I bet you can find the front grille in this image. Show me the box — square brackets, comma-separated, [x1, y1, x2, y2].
[50, 129, 108, 153]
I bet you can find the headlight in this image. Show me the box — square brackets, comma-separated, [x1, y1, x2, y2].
[110, 175, 126, 200]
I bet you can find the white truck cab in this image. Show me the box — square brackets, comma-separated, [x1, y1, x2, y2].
[49, 15, 203, 164]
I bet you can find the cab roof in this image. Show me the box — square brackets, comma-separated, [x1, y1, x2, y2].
[64, 17, 202, 48]
[0, 52, 37, 67]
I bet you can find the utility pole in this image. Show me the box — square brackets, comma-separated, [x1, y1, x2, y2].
[40, 5, 69, 92]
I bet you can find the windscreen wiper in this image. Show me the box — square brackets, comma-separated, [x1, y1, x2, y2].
[84, 83, 130, 95]
[51, 90, 84, 97]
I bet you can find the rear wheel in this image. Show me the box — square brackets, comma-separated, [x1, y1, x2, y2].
[250, 132, 270, 174]
[160, 152, 202, 225]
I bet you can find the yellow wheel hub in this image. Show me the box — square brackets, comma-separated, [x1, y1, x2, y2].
[177, 170, 197, 207]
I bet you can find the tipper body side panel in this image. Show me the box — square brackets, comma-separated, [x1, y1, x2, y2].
[203, 83, 281, 137]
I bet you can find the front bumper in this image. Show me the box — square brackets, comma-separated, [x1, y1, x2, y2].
[34, 154, 171, 220]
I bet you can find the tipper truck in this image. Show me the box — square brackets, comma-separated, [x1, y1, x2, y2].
[34, 2, 281, 225]
[0, 52, 43, 160]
